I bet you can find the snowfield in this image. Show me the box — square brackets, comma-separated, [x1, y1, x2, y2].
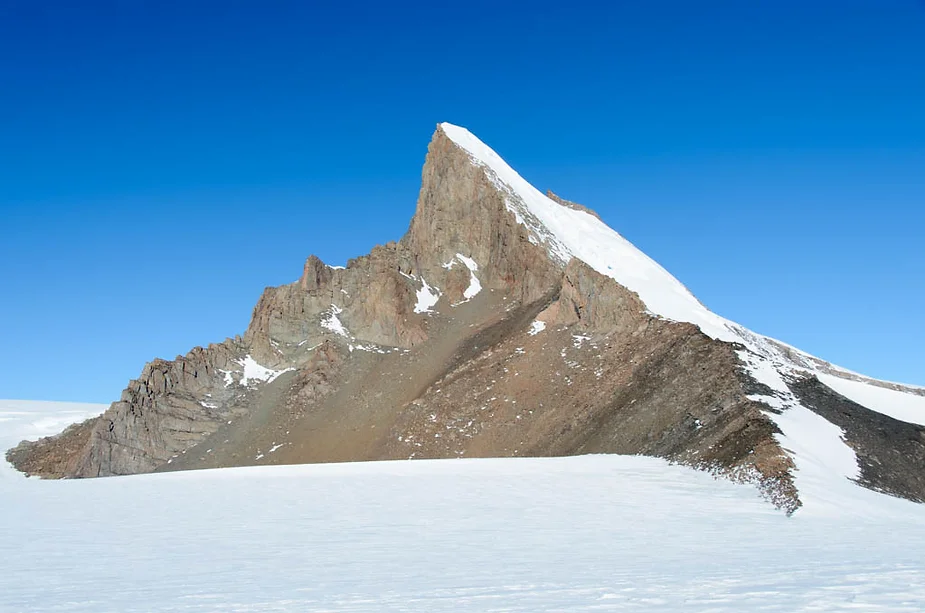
[3, 400, 925, 612]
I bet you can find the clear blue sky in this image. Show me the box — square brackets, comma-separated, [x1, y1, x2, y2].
[1, 1, 923, 402]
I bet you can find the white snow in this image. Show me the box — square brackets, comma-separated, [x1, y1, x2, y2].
[217, 356, 293, 388]
[817, 373, 925, 427]
[739, 348, 869, 514]
[320, 304, 349, 337]
[414, 277, 441, 313]
[238, 355, 293, 386]
[528, 320, 547, 335]
[219, 369, 234, 387]
[455, 253, 482, 301]
[439, 122, 925, 509]
[3, 400, 925, 612]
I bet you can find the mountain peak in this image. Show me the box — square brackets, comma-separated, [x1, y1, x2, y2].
[434, 121, 722, 339]
[9, 122, 925, 517]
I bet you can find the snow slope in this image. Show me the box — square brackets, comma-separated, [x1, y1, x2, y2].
[3, 400, 925, 612]
[439, 122, 925, 509]
[817, 373, 925, 427]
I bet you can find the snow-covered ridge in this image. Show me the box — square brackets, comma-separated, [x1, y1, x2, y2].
[438, 121, 925, 506]
[438, 122, 922, 394]
[439, 122, 739, 344]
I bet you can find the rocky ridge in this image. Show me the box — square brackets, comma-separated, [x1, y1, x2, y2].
[8, 123, 924, 515]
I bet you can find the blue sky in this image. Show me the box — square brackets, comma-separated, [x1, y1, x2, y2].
[1, 1, 923, 402]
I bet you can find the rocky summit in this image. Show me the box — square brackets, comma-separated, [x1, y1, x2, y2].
[9, 123, 925, 514]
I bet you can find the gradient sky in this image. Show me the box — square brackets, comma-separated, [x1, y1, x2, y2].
[1, 1, 923, 403]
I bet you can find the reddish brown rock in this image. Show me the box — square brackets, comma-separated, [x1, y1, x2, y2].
[7, 124, 820, 513]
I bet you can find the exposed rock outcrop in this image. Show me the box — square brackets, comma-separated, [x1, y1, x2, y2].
[11, 339, 250, 477]
[546, 190, 602, 220]
[404, 129, 562, 305]
[9, 122, 923, 515]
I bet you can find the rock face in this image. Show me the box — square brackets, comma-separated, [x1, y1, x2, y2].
[10, 339, 252, 477]
[8, 123, 924, 514]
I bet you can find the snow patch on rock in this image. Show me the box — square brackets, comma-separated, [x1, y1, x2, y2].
[219, 369, 235, 387]
[217, 356, 293, 388]
[456, 254, 481, 299]
[414, 277, 441, 314]
[449, 253, 482, 305]
[321, 304, 349, 337]
[238, 355, 293, 387]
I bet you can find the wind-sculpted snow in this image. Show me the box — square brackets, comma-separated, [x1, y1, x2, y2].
[4, 401, 925, 612]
